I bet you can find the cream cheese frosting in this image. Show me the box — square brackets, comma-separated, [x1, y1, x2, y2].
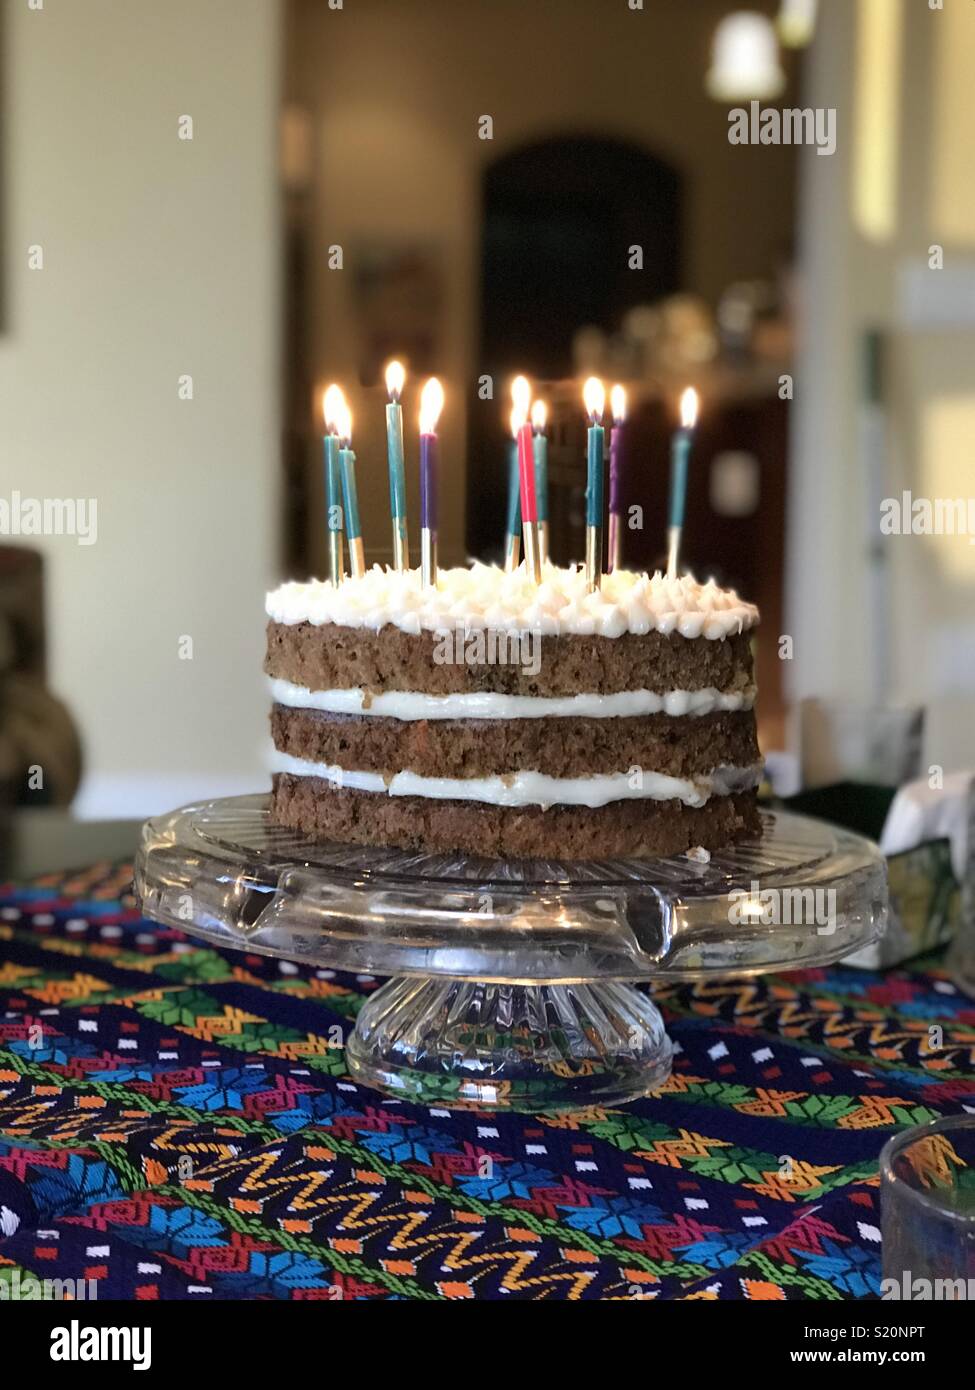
[268, 677, 757, 721]
[266, 562, 759, 641]
[269, 750, 764, 809]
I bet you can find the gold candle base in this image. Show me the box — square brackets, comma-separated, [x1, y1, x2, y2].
[608, 514, 621, 572]
[585, 526, 602, 593]
[421, 528, 438, 588]
[504, 534, 521, 573]
[539, 520, 549, 566]
[666, 525, 681, 580]
[521, 522, 541, 584]
[327, 530, 345, 586]
[348, 536, 366, 579]
[391, 526, 410, 573]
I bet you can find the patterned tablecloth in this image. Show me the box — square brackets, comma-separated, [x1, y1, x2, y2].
[0, 860, 972, 1302]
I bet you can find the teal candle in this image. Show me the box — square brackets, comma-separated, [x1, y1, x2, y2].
[385, 403, 407, 512]
[322, 384, 347, 584]
[668, 430, 692, 529]
[586, 422, 605, 526]
[324, 431, 344, 584]
[384, 365, 409, 570]
[667, 388, 699, 577]
[506, 438, 522, 539]
[532, 431, 548, 523]
[582, 378, 606, 591]
[324, 434, 342, 529]
[340, 445, 361, 539]
[340, 440, 365, 579]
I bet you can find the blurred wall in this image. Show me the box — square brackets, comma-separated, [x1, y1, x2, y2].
[285, 0, 797, 573]
[788, 0, 975, 771]
[0, 0, 281, 817]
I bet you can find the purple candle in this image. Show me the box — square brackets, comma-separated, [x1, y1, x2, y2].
[608, 384, 626, 571]
[419, 377, 444, 587]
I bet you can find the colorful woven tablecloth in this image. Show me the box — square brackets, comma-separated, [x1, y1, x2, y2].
[1, 860, 973, 1301]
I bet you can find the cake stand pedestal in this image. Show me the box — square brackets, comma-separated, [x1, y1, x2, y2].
[135, 796, 887, 1112]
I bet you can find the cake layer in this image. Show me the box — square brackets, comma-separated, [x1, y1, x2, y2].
[269, 753, 762, 809]
[270, 706, 761, 781]
[270, 773, 761, 859]
[266, 624, 756, 698]
[268, 677, 756, 720]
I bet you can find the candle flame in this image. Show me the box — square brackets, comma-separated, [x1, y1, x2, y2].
[530, 399, 547, 434]
[509, 406, 525, 439]
[335, 400, 352, 444]
[384, 359, 406, 402]
[610, 384, 626, 424]
[419, 376, 445, 435]
[511, 375, 531, 418]
[323, 383, 345, 433]
[583, 376, 605, 422]
[680, 387, 699, 430]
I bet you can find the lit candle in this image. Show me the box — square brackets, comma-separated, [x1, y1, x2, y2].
[583, 376, 606, 593]
[419, 376, 444, 588]
[322, 384, 345, 585]
[517, 397, 541, 585]
[504, 410, 521, 572]
[505, 376, 531, 573]
[607, 384, 626, 572]
[384, 360, 410, 571]
[336, 396, 365, 579]
[531, 399, 549, 564]
[667, 387, 700, 578]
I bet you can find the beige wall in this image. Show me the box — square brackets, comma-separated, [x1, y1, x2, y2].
[0, 0, 281, 816]
[286, 0, 797, 570]
[788, 0, 975, 770]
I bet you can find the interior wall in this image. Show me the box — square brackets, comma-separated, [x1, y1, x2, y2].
[0, 0, 282, 817]
[788, 0, 975, 771]
[285, 0, 798, 572]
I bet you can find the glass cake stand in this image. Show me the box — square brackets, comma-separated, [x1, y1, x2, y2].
[135, 795, 887, 1112]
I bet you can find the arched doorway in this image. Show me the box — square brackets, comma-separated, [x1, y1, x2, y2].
[469, 135, 683, 556]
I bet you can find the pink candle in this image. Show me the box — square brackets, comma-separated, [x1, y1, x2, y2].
[517, 418, 541, 582]
[517, 421, 537, 522]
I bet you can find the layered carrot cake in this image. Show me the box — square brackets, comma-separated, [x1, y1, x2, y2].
[265, 563, 761, 860]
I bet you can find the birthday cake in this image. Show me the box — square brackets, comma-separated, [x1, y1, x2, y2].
[265, 563, 762, 860]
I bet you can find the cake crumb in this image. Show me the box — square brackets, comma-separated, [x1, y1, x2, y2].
[685, 845, 711, 863]
[360, 688, 375, 710]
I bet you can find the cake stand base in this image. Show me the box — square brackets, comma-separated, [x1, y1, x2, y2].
[345, 977, 673, 1111]
[136, 797, 887, 1114]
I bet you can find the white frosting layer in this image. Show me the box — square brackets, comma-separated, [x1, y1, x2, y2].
[266, 562, 758, 641]
[270, 750, 764, 810]
[268, 676, 757, 722]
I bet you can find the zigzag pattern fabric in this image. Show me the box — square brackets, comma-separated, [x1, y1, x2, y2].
[0, 860, 972, 1300]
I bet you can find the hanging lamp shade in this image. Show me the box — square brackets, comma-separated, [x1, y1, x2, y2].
[706, 11, 786, 101]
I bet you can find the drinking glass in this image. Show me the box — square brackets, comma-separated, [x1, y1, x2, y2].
[881, 1116, 975, 1300]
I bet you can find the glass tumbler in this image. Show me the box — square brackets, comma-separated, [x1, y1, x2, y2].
[881, 1116, 975, 1300]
